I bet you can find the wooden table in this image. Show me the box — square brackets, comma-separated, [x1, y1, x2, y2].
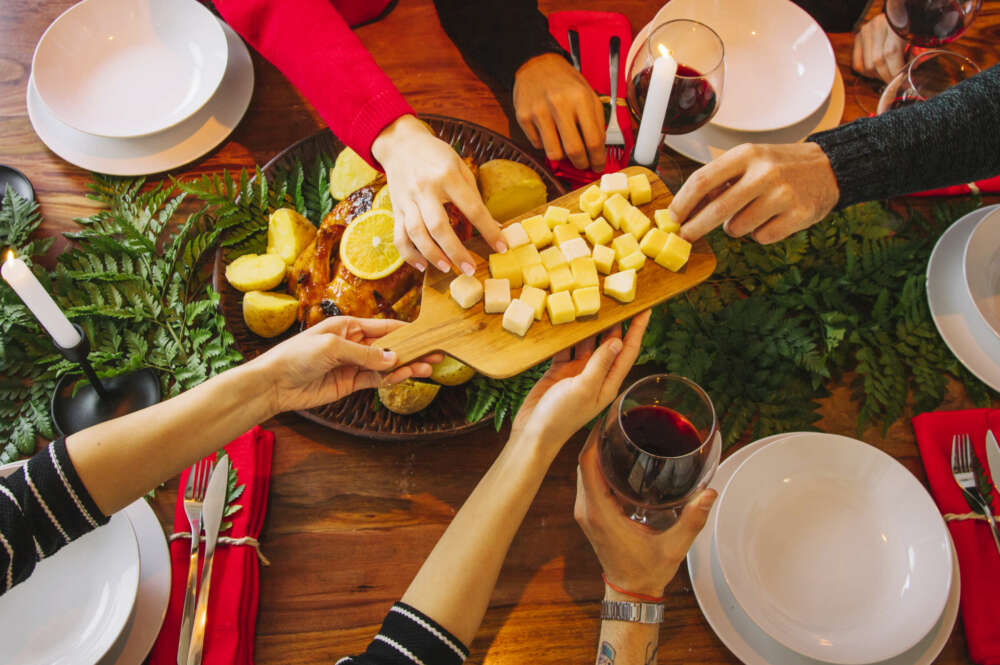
[3, 1, 999, 663]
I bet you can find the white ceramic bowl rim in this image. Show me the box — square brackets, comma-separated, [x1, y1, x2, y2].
[962, 206, 1000, 338]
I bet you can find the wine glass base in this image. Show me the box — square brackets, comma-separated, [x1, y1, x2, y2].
[654, 150, 688, 192]
[50, 369, 162, 437]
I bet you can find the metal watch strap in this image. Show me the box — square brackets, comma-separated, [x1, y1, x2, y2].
[600, 600, 664, 624]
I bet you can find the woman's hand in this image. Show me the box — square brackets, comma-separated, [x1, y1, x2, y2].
[252, 316, 441, 415]
[671, 142, 840, 245]
[853, 14, 908, 83]
[513, 53, 606, 171]
[510, 310, 651, 449]
[371, 115, 506, 275]
[574, 431, 716, 596]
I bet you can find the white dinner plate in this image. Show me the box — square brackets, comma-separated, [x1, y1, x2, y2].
[634, 0, 835, 132]
[27, 20, 253, 176]
[32, 0, 228, 138]
[714, 433, 952, 664]
[663, 67, 844, 164]
[927, 204, 1000, 391]
[0, 463, 140, 665]
[962, 207, 1000, 339]
[688, 433, 961, 665]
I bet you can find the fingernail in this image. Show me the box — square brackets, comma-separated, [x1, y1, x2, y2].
[415, 262, 427, 272]
[609, 339, 623, 354]
[496, 241, 509, 253]
[461, 262, 476, 276]
[699, 490, 717, 512]
[436, 260, 451, 273]
[382, 350, 396, 362]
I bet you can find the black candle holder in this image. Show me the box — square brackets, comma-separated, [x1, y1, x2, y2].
[49, 324, 162, 437]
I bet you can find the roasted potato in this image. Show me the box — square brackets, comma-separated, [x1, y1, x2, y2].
[242, 290, 298, 338]
[225, 253, 287, 292]
[329, 147, 380, 200]
[267, 208, 317, 266]
[430, 355, 476, 386]
[378, 379, 441, 414]
[477, 159, 547, 222]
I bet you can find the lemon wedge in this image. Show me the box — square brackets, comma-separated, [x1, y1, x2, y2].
[373, 185, 393, 212]
[339, 209, 404, 280]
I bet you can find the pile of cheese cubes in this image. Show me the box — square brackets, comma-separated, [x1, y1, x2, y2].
[448, 172, 692, 338]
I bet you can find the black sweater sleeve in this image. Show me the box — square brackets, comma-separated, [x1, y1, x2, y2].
[792, 0, 872, 32]
[433, 0, 569, 90]
[808, 63, 1000, 208]
[337, 602, 470, 665]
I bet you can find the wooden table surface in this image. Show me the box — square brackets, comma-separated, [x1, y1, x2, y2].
[3, 1, 999, 663]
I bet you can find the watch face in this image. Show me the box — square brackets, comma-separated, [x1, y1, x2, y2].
[597, 641, 616, 665]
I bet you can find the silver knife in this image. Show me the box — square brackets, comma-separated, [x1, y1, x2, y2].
[185, 455, 230, 665]
[987, 429, 1000, 494]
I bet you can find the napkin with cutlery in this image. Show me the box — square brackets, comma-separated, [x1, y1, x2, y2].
[912, 409, 1000, 665]
[149, 426, 274, 665]
[546, 11, 635, 185]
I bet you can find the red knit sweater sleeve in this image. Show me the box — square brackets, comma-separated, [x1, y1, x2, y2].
[213, 0, 414, 166]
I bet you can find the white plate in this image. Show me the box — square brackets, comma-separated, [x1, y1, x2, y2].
[714, 433, 952, 664]
[636, 0, 835, 132]
[27, 20, 253, 176]
[663, 67, 844, 164]
[927, 204, 1000, 391]
[98, 499, 171, 665]
[0, 464, 140, 665]
[32, 0, 228, 138]
[962, 207, 1000, 339]
[688, 433, 961, 665]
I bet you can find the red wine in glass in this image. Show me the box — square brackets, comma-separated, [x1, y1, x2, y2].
[627, 63, 718, 135]
[886, 0, 979, 46]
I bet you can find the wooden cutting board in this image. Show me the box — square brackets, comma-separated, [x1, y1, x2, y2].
[379, 166, 716, 378]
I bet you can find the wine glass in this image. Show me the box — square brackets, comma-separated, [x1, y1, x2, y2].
[597, 374, 720, 530]
[885, 0, 982, 47]
[877, 48, 980, 113]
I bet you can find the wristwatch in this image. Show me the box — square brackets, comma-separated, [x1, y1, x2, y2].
[600, 600, 664, 624]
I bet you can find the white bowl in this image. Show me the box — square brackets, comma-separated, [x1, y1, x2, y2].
[714, 433, 952, 664]
[643, 0, 835, 132]
[32, 0, 228, 138]
[963, 206, 1000, 339]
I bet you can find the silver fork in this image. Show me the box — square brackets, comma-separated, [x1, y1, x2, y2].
[605, 35, 626, 163]
[951, 434, 1000, 556]
[177, 457, 214, 665]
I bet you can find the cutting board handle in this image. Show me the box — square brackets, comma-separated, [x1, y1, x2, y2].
[377, 316, 445, 368]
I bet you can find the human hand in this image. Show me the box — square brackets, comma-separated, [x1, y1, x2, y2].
[371, 114, 505, 274]
[671, 143, 840, 245]
[513, 53, 606, 171]
[252, 316, 442, 415]
[853, 14, 908, 83]
[574, 430, 716, 596]
[510, 311, 651, 450]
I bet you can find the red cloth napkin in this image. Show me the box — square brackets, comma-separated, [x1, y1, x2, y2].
[909, 173, 1000, 198]
[547, 11, 635, 186]
[149, 426, 274, 665]
[912, 409, 1000, 665]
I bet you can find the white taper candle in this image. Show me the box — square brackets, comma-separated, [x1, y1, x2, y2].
[633, 48, 678, 166]
[2, 252, 82, 348]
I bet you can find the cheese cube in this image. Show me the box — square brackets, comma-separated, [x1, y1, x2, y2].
[655, 208, 680, 234]
[548, 265, 575, 293]
[618, 250, 646, 271]
[560, 237, 591, 262]
[500, 222, 530, 249]
[512, 243, 541, 267]
[585, 218, 614, 246]
[592, 244, 616, 274]
[489, 251, 522, 288]
[484, 278, 511, 313]
[572, 286, 601, 317]
[519, 285, 547, 320]
[502, 299, 535, 337]
[553, 223, 580, 246]
[612, 233, 641, 261]
[522, 262, 550, 289]
[628, 174, 652, 205]
[604, 269, 637, 303]
[655, 233, 692, 271]
[571, 256, 599, 289]
[567, 212, 592, 232]
[578, 185, 607, 218]
[449, 274, 483, 309]
[600, 172, 629, 199]
[522, 214, 553, 248]
[540, 246, 568, 271]
[546, 290, 576, 324]
[603, 193, 630, 229]
[639, 228, 670, 258]
[622, 206, 652, 239]
[543, 205, 571, 228]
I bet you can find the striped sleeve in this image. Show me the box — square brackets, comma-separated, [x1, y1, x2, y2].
[0, 439, 109, 595]
[337, 602, 469, 665]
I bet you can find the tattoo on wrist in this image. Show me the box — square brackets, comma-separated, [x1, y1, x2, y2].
[596, 640, 616, 665]
[643, 641, 659, 665]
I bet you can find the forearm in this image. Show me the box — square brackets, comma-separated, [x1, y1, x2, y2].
[400, 433, 559, 644]
[66, 361, 274, 515]
[595, 589, 661, 665]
